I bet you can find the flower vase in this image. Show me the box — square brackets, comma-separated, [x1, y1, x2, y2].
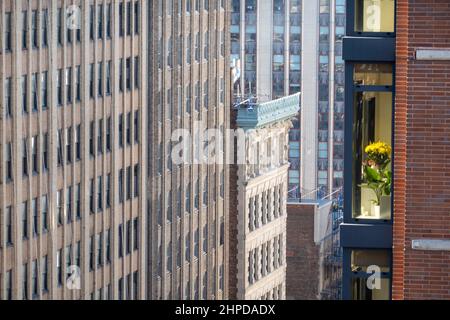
[371, 203, 381, 219]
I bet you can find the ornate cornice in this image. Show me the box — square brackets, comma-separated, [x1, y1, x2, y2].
[236, 93, 300, 130]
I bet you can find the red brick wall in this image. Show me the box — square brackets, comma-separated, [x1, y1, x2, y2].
[394, 0, 450, 300]
[286, 204, 319, 300]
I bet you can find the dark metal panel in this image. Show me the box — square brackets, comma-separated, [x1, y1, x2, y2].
[340, 223, 393, 248]
[343, 37, 395, 62]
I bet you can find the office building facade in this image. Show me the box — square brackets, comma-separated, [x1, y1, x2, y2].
[147, 0, 230, 300]
[0, 0, 230, 301]
[0, 0, 148, 300]
[230, 0, 345, 201]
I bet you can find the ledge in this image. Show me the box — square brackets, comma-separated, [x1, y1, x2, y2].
[236, 93, 300, 130]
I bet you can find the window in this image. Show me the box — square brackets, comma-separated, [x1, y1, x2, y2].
[90, 121, 95, 156]
[194, 179, 199, 209]
[6, 207, 13, 245]
[186, 183, 191, 213]
[106, 174, 111, 208]
[134, 56, 140, 89]
[195, 33, 200, 62]
[195, 82, 200, 111]
[22, 11, 28, 50]
[98, 4, 104, 39]
[5, 143, 13, 182]
[32, 198, 38, 236]
[41, 9, 48, 47]
[119, 3, 124, 37]
[107, 4, 112, 38]
[126, 112, 131, 145]
[354, 64, 393, 86]
[98, 119, 104, 154]
[32, 74, 38, 111]
[187, 34, 192, 64]
[106, 229, 111, 263]
[32, 10, 38, 48]
[134, 164, 139, 197]
[22, 202, 28, 239]
[134, 111, 140, 143]
[75, 125, 81, 161]
[119, 169, 124, 203]
[57, 69, 63, 105]
[204, 32, 209, 60]
[119, 114, 124, 147]
[43, 133, 49, 171]
[89, 64, 95, 98]
[89, 235, 94, 271]
[133, 218, 139, 250]
[67, 186, 73, 223]
[5, 12, 12, 52]
[126, 166, 132, 200]
[66, 127, 72, 164]
[126, 1, 132, 36]
[41, 255, 48, 292]
[57, 130, 63, 166]
[66, 67, 72, 104]
[354, 0, 395, 33]
[90, 179, 95, 213]
[5, 77, 12, 117]
[23, 138, 29, 177]
[41, 196, 48, 233]
[98, 62, 103, 97]
[106, 61, 112, 95]
[57, 190, 63, 225]
[32, 260, 38, 297]
[126, 57, 132, 90]
[203, 176, 208, 206]
[57, 8, 63, 45]
[75, 184, 81, 219]
[203, 80, 209, 109]
[186, 85, 191, 114]
[118, 224, 124, 258]
[23, 263, 28, 300]
[20, 75, 28, 114]
[126, 220, 132, 254]
[98, 176, 103, 211]
[134, 1, 140, 35]
[352, 62, 393, 221]
[350, 250, 391, 300]
[97, 233, 103, 267]
[32, 136, 38, 173]
[57, 249, 62, 286]
[41, 72, 48, 109]
[75, 66, 81, 101]
[106, 117, 112, 151]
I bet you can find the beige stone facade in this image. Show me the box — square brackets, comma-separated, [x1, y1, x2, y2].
[0, 0, 230, 301]
[229, 94, 300, 300]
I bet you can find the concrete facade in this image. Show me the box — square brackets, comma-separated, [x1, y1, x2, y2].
[146, 0, 230, 300]
[0, 0, 231, 301]
[0, 0, 148, 300]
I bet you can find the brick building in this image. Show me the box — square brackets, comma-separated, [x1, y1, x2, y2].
[285, 202, 319, 300]
[342, 0, 450, 300]
[392, 0, 450, 300]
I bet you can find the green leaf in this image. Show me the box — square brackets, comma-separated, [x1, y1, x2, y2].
[364, 166, 381, 182]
